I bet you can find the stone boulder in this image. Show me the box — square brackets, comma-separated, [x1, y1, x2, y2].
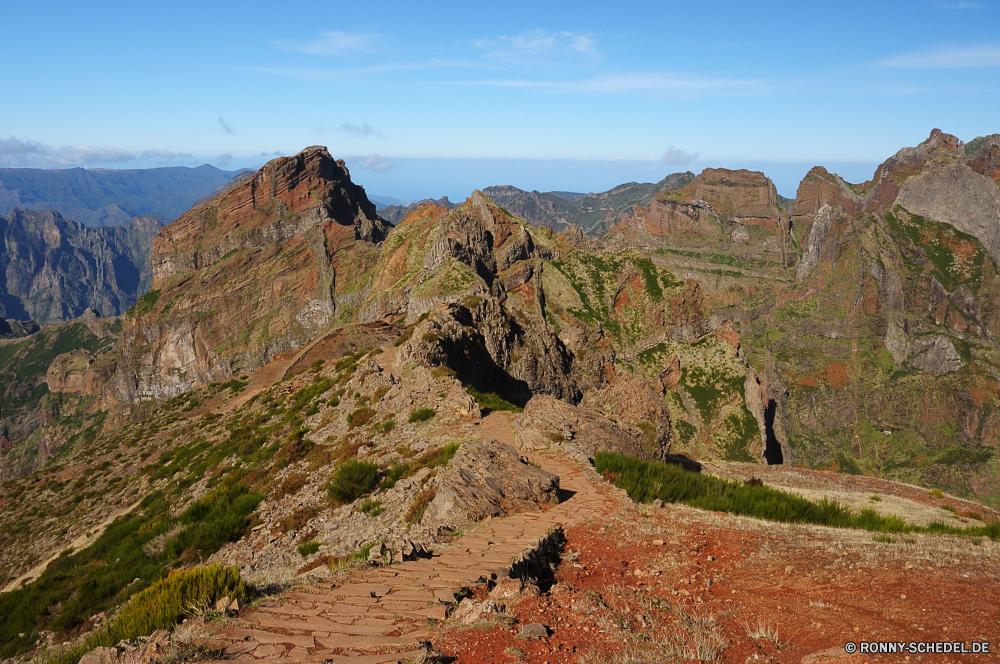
[579, 373, 671, 459]
[422, 438, 560, 527]
[515, 392, 669, 461]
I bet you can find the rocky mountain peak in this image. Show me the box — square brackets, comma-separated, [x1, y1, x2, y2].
[116, 147, 392, 405]
[151, 146, 388, 286]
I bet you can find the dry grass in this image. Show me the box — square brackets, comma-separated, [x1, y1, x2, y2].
[741, 616, 783, 645]
[577, 584, 725, 663]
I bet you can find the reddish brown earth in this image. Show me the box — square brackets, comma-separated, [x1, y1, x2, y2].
[432, 498, 1000, 664]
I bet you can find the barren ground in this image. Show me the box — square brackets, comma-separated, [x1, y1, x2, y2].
[431, 467, 1000, 664]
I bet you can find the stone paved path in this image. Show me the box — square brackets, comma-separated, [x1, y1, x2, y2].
[207, 413, 613, 662]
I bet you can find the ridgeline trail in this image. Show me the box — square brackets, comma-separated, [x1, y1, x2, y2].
[206, 413, 614, 662]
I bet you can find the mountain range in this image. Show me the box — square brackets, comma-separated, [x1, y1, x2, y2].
[1, 131, 999, 662]
[0, 165, 249, 226]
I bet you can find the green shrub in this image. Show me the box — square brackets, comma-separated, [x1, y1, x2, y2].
[46, 566, 250, 664]
[408, 408, 435, 423]
[328, 542, 376, 570]
[358, 498, 385, 517]
[325, 459, 380, 503]
[431, 366, 457, 379]
[869, 494, 882, 503]
[411, 442, 460, 470]
[297, 541, 321, 557]
[929, 488, 945, 498]
[464, 385, 521, 413]
[373, 419, 395, 434]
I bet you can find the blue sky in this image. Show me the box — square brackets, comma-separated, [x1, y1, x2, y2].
[1, 0, 998, 198]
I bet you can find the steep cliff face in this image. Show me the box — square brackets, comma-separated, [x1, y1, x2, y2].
[734, 129, 1000, 504]
[115, 147, 390, 404]
[0, 210, 160, 324]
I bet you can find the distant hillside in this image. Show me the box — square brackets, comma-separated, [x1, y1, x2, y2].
[482, 171, 695, 235]
[377, 196, 458, 224]
[0, 165, 247, 226]
[0, 209, 160, 324]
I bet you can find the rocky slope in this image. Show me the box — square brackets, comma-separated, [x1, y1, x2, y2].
[736, 129, 1000, 501]
[0, 210, 160, 324]
[0, 310, 120, 481]
[113, 146, 390, 405]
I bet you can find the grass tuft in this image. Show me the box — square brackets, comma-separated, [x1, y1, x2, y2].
[408, 408, 435, 423]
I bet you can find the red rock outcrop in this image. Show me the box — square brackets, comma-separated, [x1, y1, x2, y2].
[116, 147, 390, 404]
[632, 167, 789, 236]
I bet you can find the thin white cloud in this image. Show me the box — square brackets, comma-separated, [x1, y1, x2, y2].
[341, 122, 386, 138]
[469, 73, 761, 96]
[936, 1, 985, 7]
[880, 44, 1000, 68]
[276, 30, 379, 56]
[474, 30, 601, 64]
[139, 149, 194, 160]
[344, 154, 400, 173]
[0, 136, 136, 167]
[258, 151, 283, 158]
[219, 117, 235, 135]
[216, 153, 233, 167]
[662, 147, 699, 164]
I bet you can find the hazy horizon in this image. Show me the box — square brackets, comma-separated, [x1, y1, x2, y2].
[3, 0, 998, 200]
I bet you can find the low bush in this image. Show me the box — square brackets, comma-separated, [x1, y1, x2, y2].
[325, 459, 380, 503]
[328, 542, 376, 570]
[408, 408, 435, 423]
[464, 385, 521, 413]
[379, 461, 409, 490]
[297, 541, 321, 557]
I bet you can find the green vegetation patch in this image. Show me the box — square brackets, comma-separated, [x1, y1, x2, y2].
[45, 566, 250, 664]
[680, 364, 746, 424]
[325, 459, 380, 504]
[126, 288, 161, 318]
[378, 442, 461, 490]
[408, 408, 436, 423]
[412, 258, 483, 298]
[0, 480, 261, 659]
[465, 385, 521, 413]
[595, 452, 1000, 541]
[887, 207, 987, 292]
[716, 410, 759, 462]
